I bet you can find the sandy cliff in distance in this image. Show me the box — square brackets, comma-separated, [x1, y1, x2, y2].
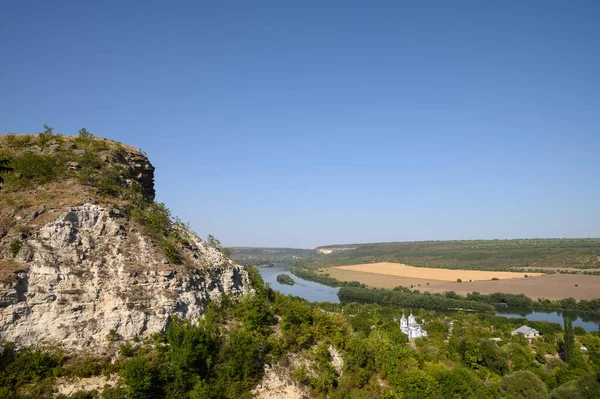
[0, 133, 253, 353]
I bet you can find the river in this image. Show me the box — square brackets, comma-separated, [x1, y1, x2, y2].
[257, 267, 599, 332]
[257, 266, 340, 303]
[497, 308, 600, 332]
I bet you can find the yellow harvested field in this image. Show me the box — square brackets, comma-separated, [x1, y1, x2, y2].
[334, 262, 542, 282]
[420, 274, 600, 301]
[322, 267, 442, 289]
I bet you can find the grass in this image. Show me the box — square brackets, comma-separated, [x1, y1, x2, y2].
[0, 259, 27, 282]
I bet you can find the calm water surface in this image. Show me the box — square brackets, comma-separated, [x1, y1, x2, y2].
[497, 308, 600, 332]
[257, 268, 599, 331]
[257, 266, 340, 303]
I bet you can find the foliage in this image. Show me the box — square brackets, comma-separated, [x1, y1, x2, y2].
[130, 202, 171, 240]
[480, 340, 509, 375]
[1, 276, 599, 398]
[500, 370, 548, 399]
[206, 234, 232, 257]
[563, 317, 575, 363]
[9, 239, 21, 258]
[0, 158, 13, 190]
[106, 329, 121, 342]
[338, 286, 495, 312]
[549, 373, 600, 398]
[5, 152, 62, 189]
[0, 345, 59, 388]
[120, 356, 156, 399]
[162, 238, 183, 264]
[276, 274, 295, 285]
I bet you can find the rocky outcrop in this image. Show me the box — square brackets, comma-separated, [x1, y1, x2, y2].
[0, 204, 252, 352]
[111, 150, 155, 200]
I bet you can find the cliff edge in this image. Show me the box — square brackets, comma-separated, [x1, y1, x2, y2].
[0, 132, 252, 352]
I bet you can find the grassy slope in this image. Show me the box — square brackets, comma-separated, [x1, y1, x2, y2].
[0, 132, 197, 276]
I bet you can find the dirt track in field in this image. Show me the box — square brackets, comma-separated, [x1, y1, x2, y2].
[419, 274, 600, 300]
[334, 262, 541, 281]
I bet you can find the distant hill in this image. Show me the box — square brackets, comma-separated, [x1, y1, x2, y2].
[311, 239, 600, 271]
[229, 247, 317, 267]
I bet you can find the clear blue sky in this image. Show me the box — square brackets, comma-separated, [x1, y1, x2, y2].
[1, 1, 599, 247]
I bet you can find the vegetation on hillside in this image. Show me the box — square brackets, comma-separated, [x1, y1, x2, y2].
[1, 270, 599, 398]
[0, 128, 211, 267]
[0, 158, 13, 191]
[2, 129, 599, 398]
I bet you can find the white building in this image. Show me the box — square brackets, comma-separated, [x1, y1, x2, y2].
[400, 313, 427, 339]
[511, 325, 540, 339]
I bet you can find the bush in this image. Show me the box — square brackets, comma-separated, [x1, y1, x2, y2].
[120, 356, 156, 399]
[4, 134, 31, 149]
[130, 202, 171, 240]
[120, 342, 135, 357]
[500, 370, 548, 399]
[9, 239, 21, 257]
[3, 348, 59, 386]
[63, 357, 110, 378]
[106, 329, 121, 342]
[7, 152, 61, 189]
[162, 239, 183, 264]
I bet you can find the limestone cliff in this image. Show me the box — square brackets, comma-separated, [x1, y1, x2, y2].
[0, 133, 253, 352]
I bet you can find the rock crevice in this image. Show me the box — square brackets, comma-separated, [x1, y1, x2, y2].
[0, 204, 252, 352]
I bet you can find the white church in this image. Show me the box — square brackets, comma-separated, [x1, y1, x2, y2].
[400, 313, 427, 339]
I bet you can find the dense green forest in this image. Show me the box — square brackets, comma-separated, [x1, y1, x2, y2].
[338, 286, 495, 312]
[338, 286, 600, 316]
[1, 268, 599, 398]
[313, 239, 600, 271]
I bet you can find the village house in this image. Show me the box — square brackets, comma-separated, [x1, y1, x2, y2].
[511, 325, 541, 339]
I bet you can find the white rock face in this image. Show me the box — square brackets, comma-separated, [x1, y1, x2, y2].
[0, 204, 252, 352]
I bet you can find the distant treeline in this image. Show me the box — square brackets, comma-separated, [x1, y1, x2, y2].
[338, 286, 496, 312]
[340, 286, 600, 316]
[462, 291, 600, 315]
[304, 238, 600, 271]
